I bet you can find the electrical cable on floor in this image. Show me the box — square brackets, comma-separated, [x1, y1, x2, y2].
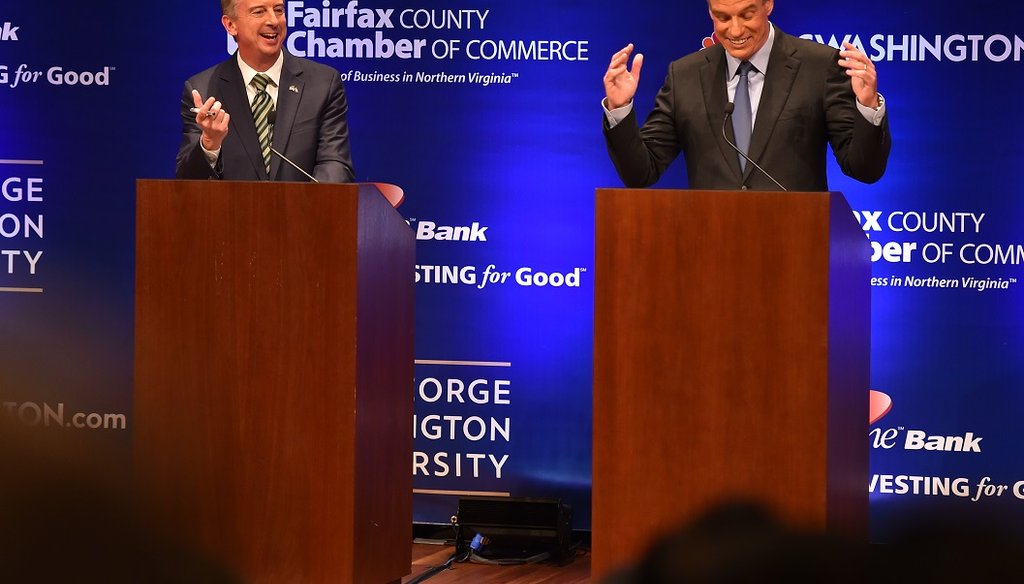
[405, 515, 472, 584]
[407, 515, 570, 580]
[468, 550, 551, 565]
[405, 549, 470, 584]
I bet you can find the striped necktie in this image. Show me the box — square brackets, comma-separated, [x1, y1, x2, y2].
[250, 73, 273, 174]
[732, 60, 754, 172]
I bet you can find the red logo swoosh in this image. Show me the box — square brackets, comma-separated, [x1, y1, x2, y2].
[869, 390, 893, 425]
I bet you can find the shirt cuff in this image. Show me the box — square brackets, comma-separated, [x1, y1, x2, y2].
[856, 93, 886, 126]
[602, 98, 633, 128]
[201, 142, 220, 168]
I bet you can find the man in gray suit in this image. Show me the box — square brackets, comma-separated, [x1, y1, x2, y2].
[603, 0, 890, 191]
[176, 0, 355, 183]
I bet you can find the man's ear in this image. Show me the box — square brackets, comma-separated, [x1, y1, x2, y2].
[221, 14, 237, 37]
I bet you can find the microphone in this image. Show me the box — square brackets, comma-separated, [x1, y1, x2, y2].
[722, 102, 787, 191]
[266, 110, 320, 183]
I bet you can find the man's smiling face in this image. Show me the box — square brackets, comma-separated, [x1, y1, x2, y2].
[223, 0, 286, 70]
[708, 0, 773, 61]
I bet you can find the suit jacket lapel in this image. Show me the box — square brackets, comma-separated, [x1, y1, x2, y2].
[270, 53, 305, 180]
[217, 56, 267, 179]
[700, 47, 740, 180]
[744, 31, 799, 184]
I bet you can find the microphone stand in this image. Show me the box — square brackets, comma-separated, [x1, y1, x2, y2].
[267, 110, 320, 183]
[722, 103, 787, 191]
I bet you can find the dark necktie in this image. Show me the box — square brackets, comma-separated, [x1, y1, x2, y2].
[732, 60, 754, 172]
[250, 73, 273, 174]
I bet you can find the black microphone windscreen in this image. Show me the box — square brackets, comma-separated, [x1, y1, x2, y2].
[267, 109, 276, 125]
[724, 102, 735, 115]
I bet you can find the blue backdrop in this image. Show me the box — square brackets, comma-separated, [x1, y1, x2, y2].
[2, 0, 1023, 540]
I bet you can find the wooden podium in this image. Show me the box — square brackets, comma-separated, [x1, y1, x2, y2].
[134, 180, 414, 584]
[592, 189, 870, 579]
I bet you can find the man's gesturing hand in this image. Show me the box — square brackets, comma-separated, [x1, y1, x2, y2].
[604, 43, 643, 110]
[192, 89, 231, 151]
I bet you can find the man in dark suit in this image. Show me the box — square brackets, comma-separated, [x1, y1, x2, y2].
[176, 0, 355, 183]
[603, 0, 890, 191]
